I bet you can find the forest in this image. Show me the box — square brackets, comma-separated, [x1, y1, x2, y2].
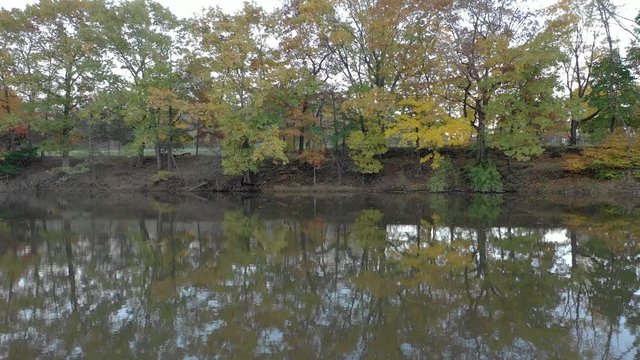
[1, 0, 640, 191]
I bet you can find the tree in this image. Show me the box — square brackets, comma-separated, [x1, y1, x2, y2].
[192, 3, 287, 184]
[332, 0, 448, 93]
[0, 7, 42, 108]
[444, 0, 567, 162]
[147, 87, 192, 171]
[328, 0, 450, 173]
[273, 0, 337, 155]
[487, 25, 567, 161]
[628, 11, 640, 77]
[341, 87, 395, 173]
[585, 50, 639, 137]
[555, 0, 604, 145]
[386, 98, 472, 170]
[95, 0, 181, 169]
[27, 0, 108, 167]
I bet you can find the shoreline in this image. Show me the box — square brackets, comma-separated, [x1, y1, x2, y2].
[1, 154, 639, 196]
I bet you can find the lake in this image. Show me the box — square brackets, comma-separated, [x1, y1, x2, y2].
[0, 193, 639, 359]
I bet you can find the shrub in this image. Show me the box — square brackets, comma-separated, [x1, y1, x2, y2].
[0, 163, 20, 175]
[4, 147, 38, 164]
[428, 158, 455, 192]
[151, 170, 175, 184]
[347, 130, 387, 174]
[49, 164, 89, 176]
[0, 146, 39, 175]
[468, 162, 504, 193]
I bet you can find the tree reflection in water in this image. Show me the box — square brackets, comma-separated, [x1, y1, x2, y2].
[0, 194, 638, 359]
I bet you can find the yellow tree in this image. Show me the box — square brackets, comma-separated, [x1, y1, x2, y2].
[341, 88, 396, 173]
[329, 0, 450, 174]
[147, 87, 191, 172]
[386, 98, 473, 170]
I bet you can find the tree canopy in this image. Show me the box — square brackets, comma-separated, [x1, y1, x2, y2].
[1, 0, 639, 180]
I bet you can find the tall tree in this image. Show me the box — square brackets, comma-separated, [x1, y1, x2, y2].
[627, 11, 640, 77]
[444, 0, 566, 162]
[556, 0, 604, 145]
[30, 0, 108, 167]
[0, 8, 42, 108]
[192, 3, 287, 184]
[585, 52, 639, 137]
[329, 0, 450, 173]
[96, 0, 181, 169]
[273, 0, 337, 156]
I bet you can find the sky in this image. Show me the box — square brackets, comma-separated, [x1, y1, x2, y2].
[1, 0, 283, 17]
[2, 0, 638, 19]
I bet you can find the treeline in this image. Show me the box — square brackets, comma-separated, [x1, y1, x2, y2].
[1, 0, 640, 183]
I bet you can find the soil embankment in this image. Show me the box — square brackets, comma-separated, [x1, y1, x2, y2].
[1, 149, 639, 195]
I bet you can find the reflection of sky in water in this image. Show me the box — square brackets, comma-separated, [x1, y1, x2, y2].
[543, 229, 573, 275]
[386, 226, 575, 273]
[1, 196, 639, 359]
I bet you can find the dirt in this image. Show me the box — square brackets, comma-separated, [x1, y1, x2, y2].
[0, 155, 225, 193]
[1, 149, 639, 195]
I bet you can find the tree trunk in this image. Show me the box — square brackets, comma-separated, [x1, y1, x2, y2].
[166, 142, 173, 170]
[155, 144, 163, 171]
[195, 122, 200, 156]
[137, 143, 145, 167]
[476, 110, 487, 163]
[570, 119, 578, 146]
[609, 115, 616, 133]
[168, 142, 178, 173]
[416, 133, 421, 175]
[242, 171, 252, 186]
[88, 118, 95, 179]
[62, 150, 70, 168]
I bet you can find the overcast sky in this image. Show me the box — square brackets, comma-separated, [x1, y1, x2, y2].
[1, 0, 283, 17]
[2, 0, 638, 17]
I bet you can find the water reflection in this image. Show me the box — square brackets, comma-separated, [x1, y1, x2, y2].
[0, 194, 639, 359]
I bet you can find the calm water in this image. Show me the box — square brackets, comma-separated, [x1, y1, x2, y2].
[0, 193, 639, 359]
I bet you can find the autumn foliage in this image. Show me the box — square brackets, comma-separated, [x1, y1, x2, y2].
[0, 0, 639, 185]
[565, 129, 640, 179]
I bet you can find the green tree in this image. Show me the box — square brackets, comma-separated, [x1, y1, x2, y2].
[585, 51, 640, 138]
[192, 4, 287, 184]
[272, 0, 337, 156]
[96, 0, 181, 169]
[628, 11, 640, 77]
[1, 1, 108, 167]
[342, 88, 395, 173]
